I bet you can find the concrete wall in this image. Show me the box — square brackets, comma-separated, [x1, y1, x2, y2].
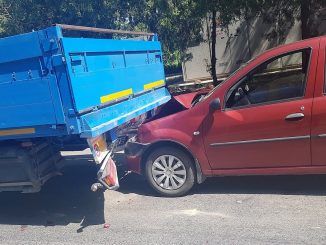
[183, 9, 326, 81]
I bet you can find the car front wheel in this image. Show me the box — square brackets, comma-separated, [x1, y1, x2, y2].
[145, 147, 195, 197]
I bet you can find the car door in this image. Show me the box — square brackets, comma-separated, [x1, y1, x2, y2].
[202, 46, 318, 169]
[311, 37, 326, 165]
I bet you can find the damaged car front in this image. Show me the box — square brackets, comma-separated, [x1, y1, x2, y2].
[124, 89, 211, 197]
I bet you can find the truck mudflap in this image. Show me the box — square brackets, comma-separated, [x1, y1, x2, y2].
[87, 134, 119, 191]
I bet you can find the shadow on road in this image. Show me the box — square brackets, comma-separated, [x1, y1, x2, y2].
[0, 155, 105, 231]
[119, 172, 326, 197]
[2, 153, 326, 229]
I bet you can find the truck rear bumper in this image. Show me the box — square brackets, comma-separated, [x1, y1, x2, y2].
[79, 87, 170, 138]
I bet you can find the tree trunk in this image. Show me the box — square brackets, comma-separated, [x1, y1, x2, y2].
[244, 6, 252, 59]
[301, 0, 311, 39]
[211, 10, 218, 87]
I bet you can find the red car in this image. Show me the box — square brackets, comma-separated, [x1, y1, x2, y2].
[125, 36, 326, 196]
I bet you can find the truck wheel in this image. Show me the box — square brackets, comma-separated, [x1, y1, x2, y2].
[145, 147, 195, 197]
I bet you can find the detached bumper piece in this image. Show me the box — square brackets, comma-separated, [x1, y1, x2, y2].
[0, 141, 62, 193]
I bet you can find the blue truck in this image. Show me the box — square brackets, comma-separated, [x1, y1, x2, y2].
[0, 24, 170, 193]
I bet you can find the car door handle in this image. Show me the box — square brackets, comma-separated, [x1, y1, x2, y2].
[285, 113, 305, 121]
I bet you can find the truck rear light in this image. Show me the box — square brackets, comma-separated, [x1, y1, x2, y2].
[97, 154, 119, 190]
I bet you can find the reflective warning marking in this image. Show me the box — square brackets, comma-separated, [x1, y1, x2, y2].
[100, 88, 133, 104]
[144, 80, 165, 90]
[0, 128, 35, 136]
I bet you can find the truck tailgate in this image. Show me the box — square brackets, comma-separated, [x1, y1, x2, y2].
[0, 25, 171, 140]
[61, 37, 166, 113]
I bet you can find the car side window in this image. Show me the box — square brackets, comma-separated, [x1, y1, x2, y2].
[225, 49, 311, 109]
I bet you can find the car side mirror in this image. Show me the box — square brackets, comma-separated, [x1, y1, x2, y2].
[209, 98, 221, 111]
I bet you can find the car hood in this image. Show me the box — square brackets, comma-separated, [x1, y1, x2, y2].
[172, 92, 200, 109]
[145, 89, 209, 123]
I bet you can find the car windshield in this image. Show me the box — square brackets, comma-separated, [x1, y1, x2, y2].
[201, 66, 244, 101]
[200, 57, 257, 102]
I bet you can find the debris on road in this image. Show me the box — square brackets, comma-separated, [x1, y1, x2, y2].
[103, 223, 110, 229]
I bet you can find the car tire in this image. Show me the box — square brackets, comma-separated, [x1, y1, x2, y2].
[145, 146, 195, 197]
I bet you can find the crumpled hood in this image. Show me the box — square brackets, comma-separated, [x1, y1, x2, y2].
[145, 89, 210, 123]
[173, 92, 199, 109]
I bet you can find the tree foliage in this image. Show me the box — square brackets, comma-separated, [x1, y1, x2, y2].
[0, 0, 204, 71]
[0, 0, 324, 75]
[0, 0, 122, 36]
[199, 0, 325, 85]
[116, 0, 204, 68]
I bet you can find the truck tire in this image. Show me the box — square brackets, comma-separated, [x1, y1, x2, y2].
[145, 147, 195, 197]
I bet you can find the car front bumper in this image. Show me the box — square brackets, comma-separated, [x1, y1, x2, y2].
[124, 141, 149, 174]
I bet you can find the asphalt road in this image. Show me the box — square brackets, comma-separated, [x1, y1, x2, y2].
[1, 151, 326, 244]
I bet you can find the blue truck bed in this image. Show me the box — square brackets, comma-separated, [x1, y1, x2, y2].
[0, 25, 170, 140]
[0, 25, 171, 193]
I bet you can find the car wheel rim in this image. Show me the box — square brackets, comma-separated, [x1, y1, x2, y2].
[151, 155, 187, 190]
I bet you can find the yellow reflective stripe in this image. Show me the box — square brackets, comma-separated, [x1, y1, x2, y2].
[144, 80, 165, 90]
[100, 88, 133, 104]
[0, 128, 35, 136]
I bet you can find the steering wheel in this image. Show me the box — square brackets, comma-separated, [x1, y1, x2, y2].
[191, 94, 206, 107]
[237, 86, 251, 105]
